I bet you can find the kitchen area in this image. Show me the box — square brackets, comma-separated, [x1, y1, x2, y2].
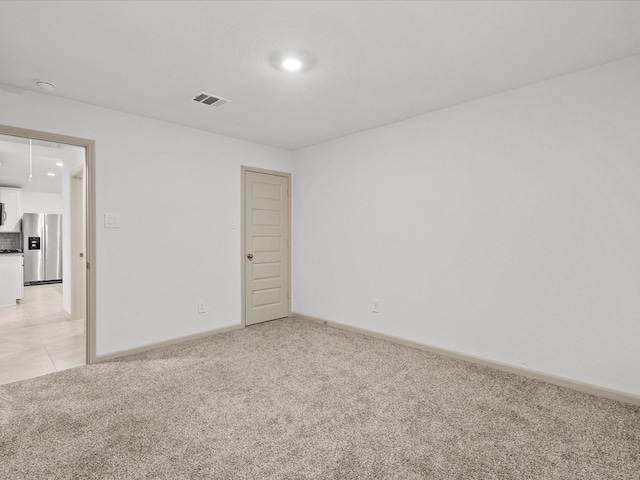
[0, 133, 86, 384]
[1, 190, 63, 307]
[0, 187, 24, 307]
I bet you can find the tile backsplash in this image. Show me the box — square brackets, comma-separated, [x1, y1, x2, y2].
[0, 232, 22, 250]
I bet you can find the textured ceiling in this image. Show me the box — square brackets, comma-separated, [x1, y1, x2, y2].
[1, 1, 640, 150]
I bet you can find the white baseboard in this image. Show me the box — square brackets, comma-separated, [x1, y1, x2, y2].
[293, 312, 640, 407]
[95, 323, 243, 362]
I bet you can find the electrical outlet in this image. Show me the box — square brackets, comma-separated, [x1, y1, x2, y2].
[372, 299, 380, 313]
[198, 300, 206, 314]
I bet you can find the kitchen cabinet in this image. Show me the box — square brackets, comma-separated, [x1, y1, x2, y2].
[0, 188, 21, 232]
[0, 254, 23, 306]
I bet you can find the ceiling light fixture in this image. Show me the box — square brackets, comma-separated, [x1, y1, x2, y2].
[282, 58, 302, 72]
[270, 50, 315, 73]
[47, 173, 55, 177]
[56, 162, 64, 167]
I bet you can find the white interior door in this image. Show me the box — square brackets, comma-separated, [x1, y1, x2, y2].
[244, 170, 290, 326]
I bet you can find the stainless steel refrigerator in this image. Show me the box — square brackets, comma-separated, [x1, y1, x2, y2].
[22, 213, 63, 284]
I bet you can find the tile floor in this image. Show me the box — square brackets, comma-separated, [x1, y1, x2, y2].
[0, 283, 85, 385]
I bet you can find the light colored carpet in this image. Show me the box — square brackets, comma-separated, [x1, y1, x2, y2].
[1, 317, 638, 479]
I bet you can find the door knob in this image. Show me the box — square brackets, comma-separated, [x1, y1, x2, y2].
[247, 253, 253, 260]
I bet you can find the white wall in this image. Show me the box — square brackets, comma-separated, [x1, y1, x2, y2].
[20, 191, 64, 214]
[0, 85, 293, 356]
[292, 56, 640, 395]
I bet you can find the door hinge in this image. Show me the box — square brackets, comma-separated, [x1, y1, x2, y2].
[86, 262, 90, 270]
[287, 239, 290, 248]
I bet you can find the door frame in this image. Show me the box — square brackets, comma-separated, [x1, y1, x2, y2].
[241, 166, 291, 327]
[0, 124, 97, 364]
[69, 165, 86, 322]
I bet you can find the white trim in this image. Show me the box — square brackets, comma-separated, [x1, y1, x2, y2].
[95, 324, 243, 362]
[293, 311, 640, 407]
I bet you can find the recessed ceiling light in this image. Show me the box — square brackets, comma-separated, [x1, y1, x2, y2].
[35, 80, 56, 92]
[56, 162, 64, 167]
[47, 172, 55, 177]
[270, 50, 315, 73]
[282, 58, 302, 72]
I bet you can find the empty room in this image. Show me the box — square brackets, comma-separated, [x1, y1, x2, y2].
[1, 1, 639, 478]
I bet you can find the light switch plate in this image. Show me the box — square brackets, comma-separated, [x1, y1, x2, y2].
[373, 299, 380, 313]
[104, 213, 121, 228]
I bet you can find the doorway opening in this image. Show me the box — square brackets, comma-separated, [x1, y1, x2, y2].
[0, 124, 96, 384]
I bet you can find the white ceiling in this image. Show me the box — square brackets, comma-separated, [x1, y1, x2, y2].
[0, 134, 83, 194]
[1, 1, 640, 151]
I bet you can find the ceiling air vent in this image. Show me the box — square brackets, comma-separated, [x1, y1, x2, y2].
[193, 92, 231, 107]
